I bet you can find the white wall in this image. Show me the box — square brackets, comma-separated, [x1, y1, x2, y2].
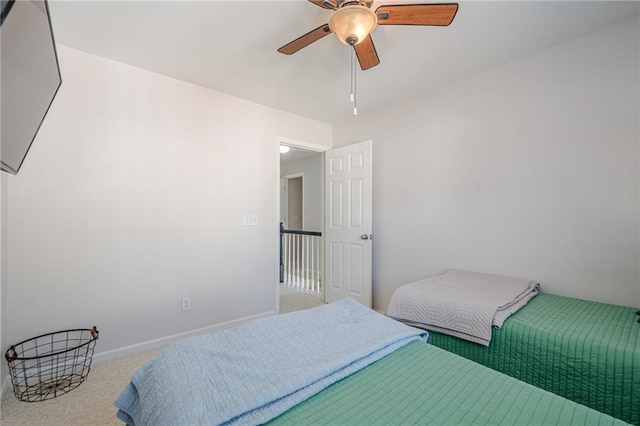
[281, 153, 324, 232]
[334, 17, 640, 312]
[1, 174, 6, 388]
[1, 45, 332, 378]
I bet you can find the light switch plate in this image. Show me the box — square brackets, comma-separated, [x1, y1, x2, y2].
[243, 214, 259, 226]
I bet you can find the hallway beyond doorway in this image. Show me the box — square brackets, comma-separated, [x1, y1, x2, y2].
[279, 285, 324, 314]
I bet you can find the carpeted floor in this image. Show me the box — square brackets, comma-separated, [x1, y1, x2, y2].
[0, 288, 324, 425]
[278, 285, 324, 313]
[0, 348, 161, 426]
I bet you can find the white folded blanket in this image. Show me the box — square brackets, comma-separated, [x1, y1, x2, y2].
[386, 269, 539, 346]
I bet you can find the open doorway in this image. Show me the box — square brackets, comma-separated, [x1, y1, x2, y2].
[279, 144, 325, 313]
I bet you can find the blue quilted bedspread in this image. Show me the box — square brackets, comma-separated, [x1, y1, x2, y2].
[114, 298, 427, 425]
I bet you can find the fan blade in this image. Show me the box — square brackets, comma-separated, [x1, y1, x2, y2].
[308, 0, 336, 10]
[278, 24, 332, 55]
[354, 35, 380, 70]
[376, 4, 458, 26]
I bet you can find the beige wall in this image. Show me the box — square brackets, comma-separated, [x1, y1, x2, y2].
[1, 45, 332, 387]
[334, 17, 640, 311]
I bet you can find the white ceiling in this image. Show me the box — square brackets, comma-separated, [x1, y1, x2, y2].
[48, 0, 639, 124]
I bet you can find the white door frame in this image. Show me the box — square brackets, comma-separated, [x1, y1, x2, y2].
[275, 137, 329, 313]
[280, 178, 288, 228]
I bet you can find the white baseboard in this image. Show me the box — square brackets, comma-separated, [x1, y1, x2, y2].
[91, 310, 277, 365]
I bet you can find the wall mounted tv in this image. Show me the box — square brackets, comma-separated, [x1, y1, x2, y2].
[1, 0, 61, 174]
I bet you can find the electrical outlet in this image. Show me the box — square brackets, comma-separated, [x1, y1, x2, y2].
[182, 296, 192, 312]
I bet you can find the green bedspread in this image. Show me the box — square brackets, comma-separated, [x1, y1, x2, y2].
[426, 293, 640, 425]
[269, 340, 628, 425]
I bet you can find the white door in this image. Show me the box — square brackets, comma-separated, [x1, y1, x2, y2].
[324, 140, 372, 307]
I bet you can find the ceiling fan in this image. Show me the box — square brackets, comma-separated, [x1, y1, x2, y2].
[278, 1, 459, 71]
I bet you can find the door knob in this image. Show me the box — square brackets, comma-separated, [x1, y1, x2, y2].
[361, 234, 369, 240]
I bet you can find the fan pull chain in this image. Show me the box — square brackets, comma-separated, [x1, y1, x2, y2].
[350, 49, 355, 103]
[351, 49, 357, 116]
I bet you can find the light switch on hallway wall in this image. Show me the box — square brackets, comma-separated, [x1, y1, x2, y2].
[243, 214, 259, 226]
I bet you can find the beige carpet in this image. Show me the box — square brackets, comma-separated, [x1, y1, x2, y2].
[1, 288, 323, 425]
[0, 348, 161, 426]
[278, 285, 325, 313]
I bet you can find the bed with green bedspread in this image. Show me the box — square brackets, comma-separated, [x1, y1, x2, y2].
[115, 297, 633, 426]
[269, 340, 627, 425]
[425, 293, 640, 425]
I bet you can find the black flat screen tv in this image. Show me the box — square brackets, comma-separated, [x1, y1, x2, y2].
[1, 0, 61, 174]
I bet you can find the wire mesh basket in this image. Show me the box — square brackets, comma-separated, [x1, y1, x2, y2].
[5, 326, 99, 402]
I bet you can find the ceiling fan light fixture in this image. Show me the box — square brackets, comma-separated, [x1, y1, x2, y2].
[328, 4, 378, 46]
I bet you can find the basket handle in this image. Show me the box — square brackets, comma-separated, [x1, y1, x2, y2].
[91, 326, 99, 340]
[5, 346, 18, 362]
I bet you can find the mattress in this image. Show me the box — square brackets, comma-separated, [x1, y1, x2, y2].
[426, 293, 640, 425]
[268, 340, 627, 425]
